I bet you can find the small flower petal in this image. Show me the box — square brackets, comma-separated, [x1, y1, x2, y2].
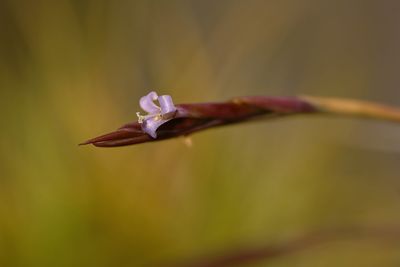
[158, 95, 177, 119]
[137, 91, 178, 138]
[142, 116, 169, 138]
[140, 91, 160, 114]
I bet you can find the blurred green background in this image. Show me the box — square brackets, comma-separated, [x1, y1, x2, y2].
[1, 0, 400, 266]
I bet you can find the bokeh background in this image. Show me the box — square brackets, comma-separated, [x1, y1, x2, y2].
[1, 0, 400, 266]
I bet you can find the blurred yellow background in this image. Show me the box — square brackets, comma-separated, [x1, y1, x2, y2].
[1, 0, 400, 266]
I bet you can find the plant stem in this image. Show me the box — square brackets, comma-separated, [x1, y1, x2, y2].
[302, 96, 400, 122]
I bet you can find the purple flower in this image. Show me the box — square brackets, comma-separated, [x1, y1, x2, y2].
[136, 91, 177, 138]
